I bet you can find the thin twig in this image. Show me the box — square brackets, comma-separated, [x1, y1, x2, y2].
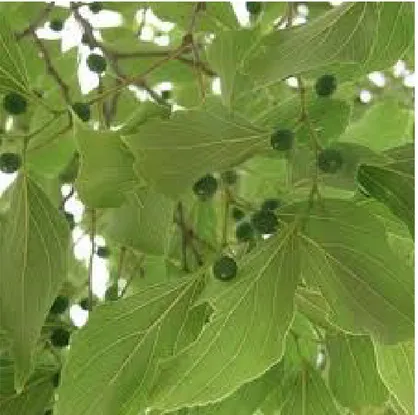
[60, 185, 74, 210]
[16, 2, 55, 40]
[177, 202, 189, 272]
[88, 209, 96, 312]
[116, 246, 126, 286]
[222, 187, 230, 247]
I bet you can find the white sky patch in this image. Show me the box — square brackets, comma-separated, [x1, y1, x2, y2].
[140, 25, 155, 42]
[154, 81, 172, 93]
[64, 194, 84, 223]
[143, 8, 175, 32]
[292, 16, 307, 26]
[92, 257, 109, 299]
[329, 1, 344, 6]
[5, 117, 13, 132]
[70, 304, 89, 327]
[154, 34, 170, 47]
[78, 6, 122, 29]
[212, 77, 221, 95]
[297, 4, 309, 17]
[73, 233, 91, 261]
[403, 72, 415, 88]
[286, 76, 299, 88]
[368, 71, 386, 87]
[60, 184, 73, 197]
[0, 172, 17, 196]
[360, 89, 373, 104]
[231, 1, 250, 26]
[393, 60, 407, 78]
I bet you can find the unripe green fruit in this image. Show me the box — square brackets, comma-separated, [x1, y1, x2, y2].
[89, 2, 103, 13]
[87, 53, 107, 73]
[235, 221, 254, 242]
[251, 210, 278, 234]
[72, 102, 91, 122]
[221, 169, 238, 185]
[96, 245, 110, 258]
[315, 74, 337, 97]
[261, 198, 280, 212]
[105, 284, 118, 301]
[50, 19, 63, 32]
[3, 92, 27, 115]
[64, 212, 75, 230]
[232, 207, 245, 221]
[246, 2, 262, 15]
[50, 328, 70, 348]
[317, 148, 343, 173]
[193, 174, 218, 200]
[52, 371, 60, 387]
[213, 255, 237, 281]
[270, 129, 294, 151]
[50, 295, 69, 315]
[0, 153, 21, 174]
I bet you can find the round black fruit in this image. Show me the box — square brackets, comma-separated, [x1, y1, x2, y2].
[221, 169, 238, 185]
[317, 148, 343, 173]
[193, 174, 218, 200]
[50, 295, 69, 315]
[72, 102, 91, 122]
[64, 212, 75, 230]
[45, 410, 53, 415]
[3, 92, 27, 115]
[261, 198, 280, 212]
[270, 129, 294, 151]
[161, 90, 171, 100]
[246, 2, 262, 15]
[213, 255, 237, 281]
[235, 221, 254, 242]
[96, 245, 110, 258]
[51, 371, 60, 387]
[0, 153, 21, 174]
[251, 210, 278, 234]
[105, 284, 118, 301]
[79, 297, 91, 311]
[86, 53, 107, 73]
[315, 74, 337, 97]
[89, 2, 103, 13]
[232, 207, 245, 221]
[50, 19, 63, 32]
[50, 328, 70, 348]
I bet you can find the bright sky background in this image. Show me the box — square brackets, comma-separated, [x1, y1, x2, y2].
[0, 1, 414, 327]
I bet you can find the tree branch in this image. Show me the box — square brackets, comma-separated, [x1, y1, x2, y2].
[88, 209, 96, 312]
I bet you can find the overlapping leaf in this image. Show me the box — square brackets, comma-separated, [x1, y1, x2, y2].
[327, 333, 388, 411]
[0, 175, 69, 390]
[56, 277, 205, 415]
[0, 15, 30, 94]
[281, 199, 414, 343]
[148, 224, 300, 411]
[124, 102, 270, 197]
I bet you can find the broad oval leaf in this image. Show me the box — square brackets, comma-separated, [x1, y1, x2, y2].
[0, 175, 69, 390]
[148, 224, 301, 411]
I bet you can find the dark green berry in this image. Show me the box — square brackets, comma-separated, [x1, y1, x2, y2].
[246, 2, 262, 15]
[261, 198, 280, 212]
[317, 148, 343, 173]
[50, 19, 63, 32]
[0, 153, 21, 174]
[193, 174, 218, 200]
[89, 2, 103, 13]
[64, 212, 75, 230]
[50, 328, 70, 348]
[50, 295, 69, 315]
[86, 53, 107, 73]
[251, 210, 278, 234]
[232, 207, 245, 221]
[105, 284, 118, 301]
[96, 245, 110, 258]
[235, 221, 254, 242]
[51, 371, 60, 387]
[315, 74, 337, 97]
[270, 129, 294, 151]
[221, 170, 238, 185]
[3, 92, 27, 115]
[161, 90, 171, 100]
[213, 255, 237, 281]
[79, 297, 91, 310]
[45, 411, 53, 415]
[72, 102, 91, 122]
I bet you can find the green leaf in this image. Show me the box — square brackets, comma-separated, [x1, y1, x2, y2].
[55, 277, 204, 415]
[246, 3, 414, 89]
[284, 199, 414, 343]
[374, 340, 414, 415]
[338, 100, 413, 152]
[124, 102, 270, 198]
[280, 363, 340, 414]
[327, 333, 388, 411]
[76, 130, 138, 208]
[103, 187, 175, 256]
[0, 15, 31, 94]
[148, 224, 301, 411]
[0, 175, 69, 390]
[357, 160, 414, 238]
